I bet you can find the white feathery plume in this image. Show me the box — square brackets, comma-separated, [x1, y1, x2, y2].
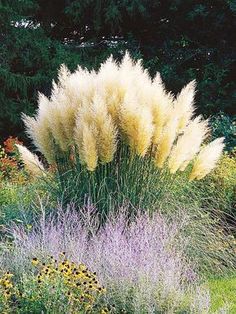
[74, 115, 98, 171]
[189, 138, 225, 181]
[91, 94, 117, 163]
[97, 56, 122, 120]
[120, 91, 154, 156]
[16, 144, 45, 176]
[22, 114, 55, 163]
[173, 80, 196, 131]
[151, 74, 173, 144]
[65, 68, 96, 107]
[45, 103, 69, 151]
[50, 64, 71, 106]
[168, 116, 209, 173]
[118, 52, 137, 96]
[22, 93, 55, 162]
[97, 56, 120, 93]
[154, 109, 178, 168]
[74, 104, 94, 156]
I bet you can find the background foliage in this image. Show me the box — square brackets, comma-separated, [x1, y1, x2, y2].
[0, 0, 235, 142]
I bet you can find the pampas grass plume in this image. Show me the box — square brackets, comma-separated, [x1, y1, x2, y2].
[16, 144, 44, 176]
[151, 76, 173, 144]
[174, 80, 196, 131]
[154, 112, 178, 168]
[121, 92, 154, 156]
[74, 116, 98, 171]
[189, 138, 225, 181]
[92, 94, 117, 163]
[168, 117, 209, 173]
[22, 113, 55, 163]
[46, 104, 69, 151]
[81, 124, 98, 171]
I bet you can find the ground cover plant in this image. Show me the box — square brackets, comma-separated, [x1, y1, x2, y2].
[208, 276, 236, 313]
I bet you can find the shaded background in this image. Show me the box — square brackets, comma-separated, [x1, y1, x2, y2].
[0, 0, 235, 147]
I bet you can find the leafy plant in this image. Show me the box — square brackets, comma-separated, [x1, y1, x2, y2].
[0, 137, 27, 185]
[0, 256, 108, 313]
[198, 153, 236, 220]
[210, 113, 236, 152]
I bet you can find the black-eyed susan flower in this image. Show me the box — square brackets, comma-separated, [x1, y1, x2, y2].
[31, 257, 39, 266]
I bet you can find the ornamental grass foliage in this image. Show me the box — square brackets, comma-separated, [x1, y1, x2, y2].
[0, 207, 221, 314]
[20, 53, 225, 212]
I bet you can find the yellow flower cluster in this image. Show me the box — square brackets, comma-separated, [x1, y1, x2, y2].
[22, 53, 224, 180]
[0, 271, 23, 314]
[0, 272, 14, 300]
[0, 255, 110, 314]
[31, 253, 108, 313]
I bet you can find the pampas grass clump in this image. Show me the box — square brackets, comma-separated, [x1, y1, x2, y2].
[21, 53, 225, 210]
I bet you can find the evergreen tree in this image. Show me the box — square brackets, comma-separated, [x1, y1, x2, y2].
[0, 0, 235, 141]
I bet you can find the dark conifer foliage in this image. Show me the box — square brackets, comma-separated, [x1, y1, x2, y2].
[0, 0, 235, 141]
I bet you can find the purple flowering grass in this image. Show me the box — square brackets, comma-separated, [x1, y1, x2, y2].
[0, 206, 213, 312]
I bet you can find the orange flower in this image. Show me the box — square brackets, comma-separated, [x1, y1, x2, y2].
[4, 136, 23, 153]
[0, 157, 17, 169]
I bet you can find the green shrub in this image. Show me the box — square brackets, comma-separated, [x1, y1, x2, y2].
[195, 153, 236, 218]
[211, 113, 236, 152]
